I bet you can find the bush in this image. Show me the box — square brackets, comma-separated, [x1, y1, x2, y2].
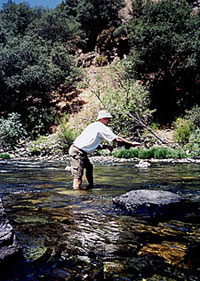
[112, 146, 188, 159]
[173, 118, 194, 145]
[25, 106, 56, 139]
[57, 115, 77, 151]
[28, 134, 60, 156]
[138, 148, 155, 159]
[0, 112, 27, 149]
[99, 61, 154, 138]
[0, 153, 11, 159]
[94, 55, 108, 66]
[186, 105, 200, 129]
[112, 147, 140, 158]
[186, 128, 200, 155]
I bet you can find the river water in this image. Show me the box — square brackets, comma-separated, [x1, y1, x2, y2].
[0, 159, 200, 280]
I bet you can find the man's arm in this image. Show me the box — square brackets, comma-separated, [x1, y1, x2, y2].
[115, 136, 141, 147]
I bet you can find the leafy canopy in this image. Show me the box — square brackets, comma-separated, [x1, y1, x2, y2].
[127, 0, 200, 124]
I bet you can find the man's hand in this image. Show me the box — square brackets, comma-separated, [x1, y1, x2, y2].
[107, 145, 114, 152]
[100, 144, 114, 151]
[129, 141, 141, 147]
[115, 137, 141, 148]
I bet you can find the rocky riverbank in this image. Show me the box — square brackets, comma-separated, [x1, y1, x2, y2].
[1, 133, 200, 165]
[2, 152, 200, 166]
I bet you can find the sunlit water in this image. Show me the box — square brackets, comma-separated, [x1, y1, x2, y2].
[0, 159, 200, 280]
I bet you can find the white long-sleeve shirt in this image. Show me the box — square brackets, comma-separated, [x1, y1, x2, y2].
[74, 121, 117, 154]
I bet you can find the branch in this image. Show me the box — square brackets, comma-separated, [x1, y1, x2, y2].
[126, 111, 166, 144]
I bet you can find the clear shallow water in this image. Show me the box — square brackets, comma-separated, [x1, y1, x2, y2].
[0, 160, 200, 280]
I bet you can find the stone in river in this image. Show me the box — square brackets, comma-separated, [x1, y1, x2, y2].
[113, 189, 183, 217]
[0, 198, 21, 263]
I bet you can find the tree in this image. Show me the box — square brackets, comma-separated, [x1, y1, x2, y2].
[31, 9, 83, 50]
[0, 1, 82, 136]
[91, 61, 160, 141]
[57, 0, 125, 51]
[127, 0, 200, 124]
[1, 1, 33, 36]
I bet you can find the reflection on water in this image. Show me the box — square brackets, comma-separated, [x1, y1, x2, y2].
[0, 160, 200, 280]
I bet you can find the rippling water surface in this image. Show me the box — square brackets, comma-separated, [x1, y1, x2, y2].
[0, 160, 200, 280]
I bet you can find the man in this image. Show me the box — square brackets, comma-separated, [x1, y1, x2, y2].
[69, 110, 140, 190]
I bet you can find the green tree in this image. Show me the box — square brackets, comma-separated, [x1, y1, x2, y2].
[1, 1, 34, 36]
[57, 0, 125, 51]
[0, 34, 80, 131]
[127, 0, 200, 124]
[31, 8, 83, 50]
[92, 61, 157, 140]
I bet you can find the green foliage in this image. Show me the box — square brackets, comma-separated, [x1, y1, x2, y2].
[1, 1, 33, 37]
[32, 8, 83, 48]
[0, 153, 11, 159]
[0, 112, 27, 149]
[25, 106, 56, 139]
[112, 146, 188, 159]
[57, 0, 125, 51]
[99, 61, 155, 137]
[96, 27, 116, 62]
[186, 128, 200, 155]
[57, 115, 77, 151]
[112, 147, 140, 158]
[0, 35, 79, 102]
[127, 0, 200, 124]
[186, 105, 200, 129]
[150, 122, 160, 130]
[94, 55, 108, 66]
[0, 1, 81, 137]
[173, 118, 194, 145]
[28, 135, 59, 156]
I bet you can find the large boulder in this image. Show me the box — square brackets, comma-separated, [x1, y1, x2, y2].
[113, 189, 183, 217]
[0, 198, 21, 263]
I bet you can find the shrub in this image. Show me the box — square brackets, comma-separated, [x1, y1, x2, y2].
[28, 134, 61, 156]
[26, 106, 56, 139]
[112, 147, 140, 158]
[186, 128, 200, 155]
[186, 105, 200, 129]
[138, 148, 155, 159]
[57, 115, 77, 151]
[153, 147, 170, 159]
[112, 146, 188, 159]
[94, 55, 108, 66]
[173, 118, 194, 145]
[98, 61, 155, 138]
[0, 112, 27, 149]
[0, 153, 11, 159]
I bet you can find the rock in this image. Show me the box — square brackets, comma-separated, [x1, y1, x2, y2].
[113, 190, 183, 217]
[0, 198, 21, 263]
[65, 166, 71, 172]
[135, 160, 151, 169]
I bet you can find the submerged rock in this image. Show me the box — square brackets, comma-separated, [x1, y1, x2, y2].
[65, 165, 71, 172]
[113, 189, 183, 217]
[135, 160, 151, 169]
[0, 198, 21, 263]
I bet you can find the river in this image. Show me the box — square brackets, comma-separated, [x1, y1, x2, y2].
[0, 159, 200, 280]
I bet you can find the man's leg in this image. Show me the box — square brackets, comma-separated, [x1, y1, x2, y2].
[69, 145, 84, 190]
[85, 158, 94, 189]
[73, 178, 82, 190]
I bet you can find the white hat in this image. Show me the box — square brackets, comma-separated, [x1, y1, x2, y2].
[97, 110, 112, 120]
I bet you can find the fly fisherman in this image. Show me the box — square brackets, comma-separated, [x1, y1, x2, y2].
[69, 110, 140, 190]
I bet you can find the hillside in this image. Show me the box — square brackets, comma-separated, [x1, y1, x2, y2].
[65, 65, 174, 146]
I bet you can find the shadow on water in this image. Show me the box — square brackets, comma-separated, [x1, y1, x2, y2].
[0, 160, 200, 280]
